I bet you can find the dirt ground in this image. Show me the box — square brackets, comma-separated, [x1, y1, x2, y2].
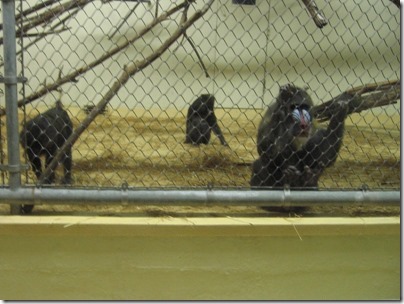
[0, 105, 400, 217]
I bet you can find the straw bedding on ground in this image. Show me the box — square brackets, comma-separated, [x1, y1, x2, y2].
[0, 105, 399, 217]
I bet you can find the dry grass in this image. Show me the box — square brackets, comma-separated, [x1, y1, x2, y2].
[0, 105, 399, 216]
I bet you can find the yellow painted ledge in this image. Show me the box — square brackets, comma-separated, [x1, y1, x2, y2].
[0, 215, 399, 237]
[0, 215, 400, 300]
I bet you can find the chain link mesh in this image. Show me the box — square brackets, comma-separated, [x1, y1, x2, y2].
[0, 0, 400, 192]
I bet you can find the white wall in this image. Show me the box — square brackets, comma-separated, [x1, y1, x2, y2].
[10, 0, 401, 111]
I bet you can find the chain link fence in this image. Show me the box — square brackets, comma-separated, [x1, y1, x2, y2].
[0, 0, 400, 214]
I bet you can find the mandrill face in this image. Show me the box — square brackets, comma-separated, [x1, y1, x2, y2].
[289, 105, 313, 149]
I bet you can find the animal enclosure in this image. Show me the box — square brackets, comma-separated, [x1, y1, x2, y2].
[0, 0, 400, 215]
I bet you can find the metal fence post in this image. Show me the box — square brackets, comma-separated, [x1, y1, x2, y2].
[1, 0, 22, 214]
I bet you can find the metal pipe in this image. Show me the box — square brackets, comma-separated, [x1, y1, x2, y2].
[1, 0, 23, 214]
[0, 187, 399, 207]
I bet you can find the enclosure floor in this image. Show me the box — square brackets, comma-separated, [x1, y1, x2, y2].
[0, 105, 399, 216]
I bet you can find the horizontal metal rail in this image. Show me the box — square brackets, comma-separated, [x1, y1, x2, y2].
[0, 187, 399, 207]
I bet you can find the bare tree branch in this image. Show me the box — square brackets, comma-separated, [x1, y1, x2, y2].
[39, 0, 216, 184]
[0, 0, 195, 116]
[0, 8, 76, 69]
[2, 0, 56, 32]
[0, 0, 94, 46]
[312, 80, 400, 122]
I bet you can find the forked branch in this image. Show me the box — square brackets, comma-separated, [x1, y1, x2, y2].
[312, 80, 400, 122]
[38, 0, 215, 184]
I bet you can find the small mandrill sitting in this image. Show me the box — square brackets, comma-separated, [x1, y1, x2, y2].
[185, 94, 228, 146]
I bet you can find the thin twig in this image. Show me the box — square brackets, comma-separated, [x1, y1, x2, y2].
[108, 2, 141, 39]
[0, 0, 93, 46]
[155, 0, 159, 19]
[178, 2, 210, 77]
[184, 34, 210, 78]
[39, 0, 215, 184]
[0, 0, 195, 116]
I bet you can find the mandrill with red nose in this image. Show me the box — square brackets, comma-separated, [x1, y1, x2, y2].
[250, 83, 350, 189]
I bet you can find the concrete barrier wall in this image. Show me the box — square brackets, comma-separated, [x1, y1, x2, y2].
[0, 216, 400, 300]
